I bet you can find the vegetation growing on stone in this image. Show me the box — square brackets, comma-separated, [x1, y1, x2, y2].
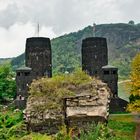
[28, 69, 102, 110]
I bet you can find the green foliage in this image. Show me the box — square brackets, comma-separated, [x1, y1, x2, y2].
[127, 53, 140, 112]
[29, 69, 93, 110]
[129, 94, 140, 103]
[108, 115, 136, 140]
[0, 110, 27, 140]
[108, 120, 135, 133]
[55, 123, 117, 140]
[0, 58, 12, 65]
[0, 64, 16, 102]
[11, 53, 25, 71]
[76, 123, 113, 140]
[128, 20, 135, 25]
[111, 58, 131, 80]
[14, 133, 52, 140]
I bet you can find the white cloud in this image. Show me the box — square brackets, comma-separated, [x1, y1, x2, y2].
[0, 22, 56, 58]
[0, 0, 139, 57]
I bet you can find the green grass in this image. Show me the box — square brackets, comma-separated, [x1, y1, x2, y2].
[108, 114, 136, 140]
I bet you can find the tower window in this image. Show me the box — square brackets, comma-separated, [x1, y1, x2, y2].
[104, 70, 109, 75]
[112, 70, 117, 74]
[25, 72, 30, 76]
[94, 71, 97, 74]
[17, 72, 20, 76]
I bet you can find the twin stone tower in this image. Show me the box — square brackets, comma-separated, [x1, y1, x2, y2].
[15, 36, 118, 109]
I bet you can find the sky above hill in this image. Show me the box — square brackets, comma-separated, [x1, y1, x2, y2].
[0, 0, 139, 58]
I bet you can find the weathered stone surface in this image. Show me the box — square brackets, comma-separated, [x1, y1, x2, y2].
[24, 79, 110, 134]
[25, 37, 52, 78]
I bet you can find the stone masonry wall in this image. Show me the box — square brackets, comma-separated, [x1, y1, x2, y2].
[24, 85, 110, 134]
[64, 87, 110, 129]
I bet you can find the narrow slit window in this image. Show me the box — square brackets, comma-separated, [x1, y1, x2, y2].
[104, 70, 109, 75]
[25, 72, 30, 76]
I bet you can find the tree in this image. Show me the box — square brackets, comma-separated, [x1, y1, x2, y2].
[0, 64, 16, 103]
[128, 20, 135, 25]
[127, 52, 140, 112]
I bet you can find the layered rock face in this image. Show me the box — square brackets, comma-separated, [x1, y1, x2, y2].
[64, 87, 110, 129]
[24, 73, 111, 134]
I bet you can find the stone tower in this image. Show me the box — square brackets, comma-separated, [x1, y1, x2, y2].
[25, 37, 52, 79]
[82, 37, 108, 76]
[15, 67, 32, 109]
[81, 37, 119, 97]
[101, 65, 118, 97]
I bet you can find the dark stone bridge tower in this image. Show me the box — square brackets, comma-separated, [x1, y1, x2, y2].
[82, 37, 108, 76]
[101, 65, 118, 97]
[15, 67, 32, 109]
[25, 37, 52, 79]
[81, 37, 118, 97]
[81, 35, 128, 113]
[15, 37, 52, 109]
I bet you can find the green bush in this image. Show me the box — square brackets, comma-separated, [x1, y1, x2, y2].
[54, 123, 114, 140]
[0, 64, 16, 102]
[0, 110, 27, 140]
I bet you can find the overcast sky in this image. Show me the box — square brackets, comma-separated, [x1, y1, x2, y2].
[0, 0, 139, 58]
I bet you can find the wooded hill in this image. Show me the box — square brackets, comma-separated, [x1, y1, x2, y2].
[8, 23, 140, 79]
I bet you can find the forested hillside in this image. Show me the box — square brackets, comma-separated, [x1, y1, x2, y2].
[11, 23, 140, 79]
[0, 58, 12, 65]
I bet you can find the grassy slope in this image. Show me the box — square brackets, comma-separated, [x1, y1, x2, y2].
[109, 114, 136, 140]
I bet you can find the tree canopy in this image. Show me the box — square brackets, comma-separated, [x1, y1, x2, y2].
[127, 52, 140, 112]
[0, 64, 16, 103]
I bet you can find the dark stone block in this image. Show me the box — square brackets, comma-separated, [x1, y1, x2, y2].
[109, 97, 128, 113]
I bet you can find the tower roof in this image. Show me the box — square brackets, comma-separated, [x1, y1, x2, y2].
[26, 37, 50, 43]
[16, 66, 32, 72]
[102, 65, 118, 69]
[83, 37, 106, 42]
